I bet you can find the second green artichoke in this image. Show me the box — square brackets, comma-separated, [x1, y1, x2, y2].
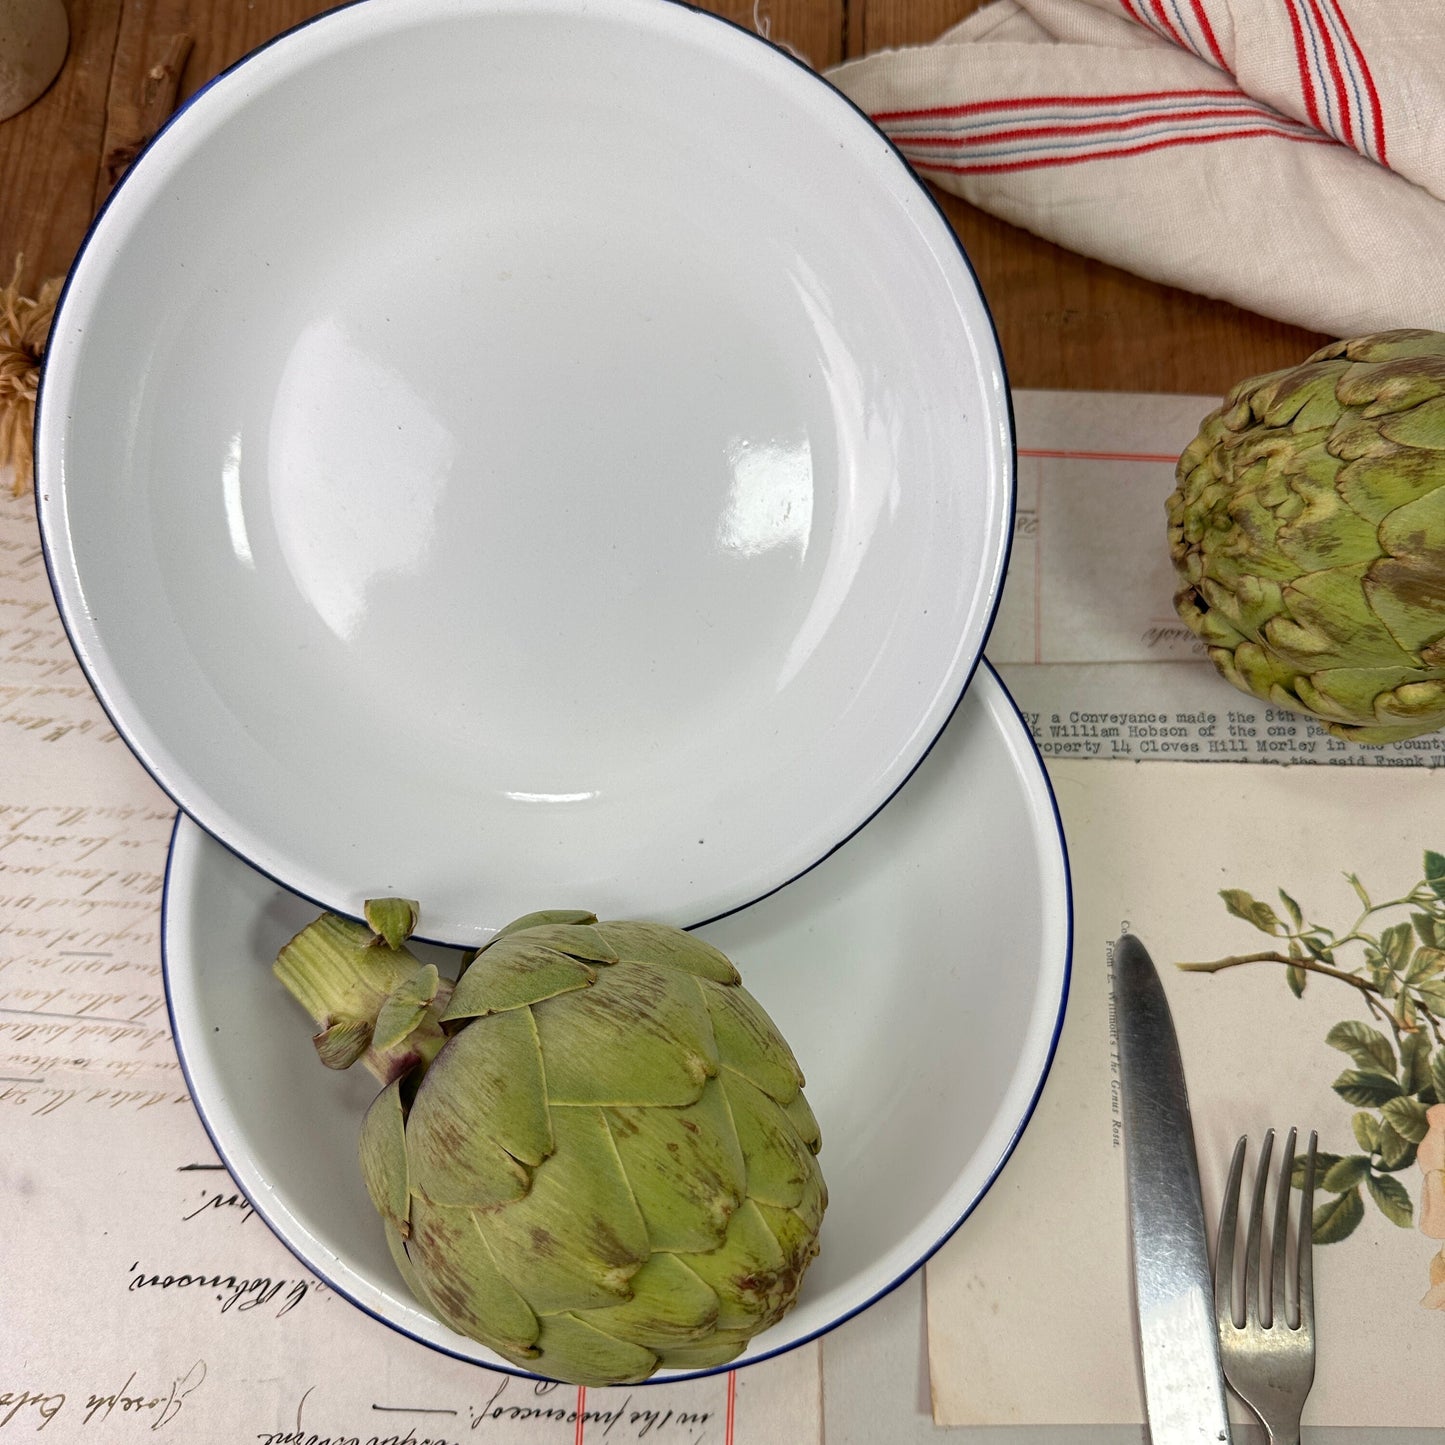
[275, 903, 825, 1385]
[1169, 328, 1445, 743]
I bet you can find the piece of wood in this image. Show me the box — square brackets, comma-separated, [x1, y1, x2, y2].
[0, 0, 124, 289]
[844, 0, 1330, 393]
[709, 0, 845, 69]
[98, 32, 194, 201]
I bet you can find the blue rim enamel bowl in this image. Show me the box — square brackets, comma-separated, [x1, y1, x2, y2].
[163, 660, 1071, 1382]
[35, 0, 1015, 949]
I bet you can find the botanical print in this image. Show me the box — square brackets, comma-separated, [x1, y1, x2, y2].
[1180, 851, 1445, 1308]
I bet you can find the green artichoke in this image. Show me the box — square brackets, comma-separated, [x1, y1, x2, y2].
[1169, 328, 1445, 743]
[274, 901, 825, 1385]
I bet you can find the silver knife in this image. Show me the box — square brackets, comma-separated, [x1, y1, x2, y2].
[1113, 932, 1231, 1445]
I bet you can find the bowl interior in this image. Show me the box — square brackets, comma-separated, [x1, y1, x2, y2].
[40, 0, 1012, 945]
[163, 664, 1070, 1378]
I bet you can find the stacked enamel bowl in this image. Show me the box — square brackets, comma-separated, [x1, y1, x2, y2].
[36, 0, 1070, 1381]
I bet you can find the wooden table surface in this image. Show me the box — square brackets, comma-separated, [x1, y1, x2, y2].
[2, 0, 1328, 396]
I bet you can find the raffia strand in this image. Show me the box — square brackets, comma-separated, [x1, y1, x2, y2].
[0, 258, 63, 497]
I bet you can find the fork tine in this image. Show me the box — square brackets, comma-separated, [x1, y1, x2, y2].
[1297, 1129, 1318, 1339]
[1216, 1134, 1247, 1329]
[1243, 1127, 1275, 1327]
[1270, 1126, 1297, 1328]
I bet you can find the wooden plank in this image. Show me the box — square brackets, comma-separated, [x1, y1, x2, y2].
[0, 0, 124, 289]
[845, 0, 1329, 392]
[708, 0, 845, 69]
[935, 192, 1328, 394]
[848, 0, 976, 55]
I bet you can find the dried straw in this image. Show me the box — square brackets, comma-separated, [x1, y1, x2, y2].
[0, 259, 63, 497]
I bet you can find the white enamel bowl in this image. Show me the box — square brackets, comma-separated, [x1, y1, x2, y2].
[37, 0, 1013, 946]
[163, 663, 1070, 1380]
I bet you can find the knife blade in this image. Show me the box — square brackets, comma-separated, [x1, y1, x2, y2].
[1113, 931, 1231, 1445]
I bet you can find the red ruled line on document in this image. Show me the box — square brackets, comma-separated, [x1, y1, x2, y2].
[726, 1370, 737, 1444]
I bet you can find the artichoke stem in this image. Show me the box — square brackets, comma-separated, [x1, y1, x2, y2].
[273, 912, 453, 1085]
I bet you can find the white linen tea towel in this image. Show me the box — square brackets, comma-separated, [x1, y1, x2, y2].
[825, 0, 1445, 336]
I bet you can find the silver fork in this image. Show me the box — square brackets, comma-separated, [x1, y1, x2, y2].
[1214, 1128, 1319, 1445]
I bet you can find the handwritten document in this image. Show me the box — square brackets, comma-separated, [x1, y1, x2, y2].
[14, 386, 1445, 1444]
[993, 390, 1445, 768]
[0, 492, 823, 1442]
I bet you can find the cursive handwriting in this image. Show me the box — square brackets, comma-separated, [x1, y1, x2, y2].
[127, 1260, 322, 1316]
[0, 1390, 64, 1432]
[468, 1378, 713, 1438]
[181, 1188, 255, 1225]
[0, 1362, 203, 1433]
[83, 1362, 206, 1431]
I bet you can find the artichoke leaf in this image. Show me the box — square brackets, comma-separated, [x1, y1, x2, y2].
[1335, 355, 1445, 417]
[755, 1197, 825, 1270]
[359, 1076, 410, 1230]
[1249, 361, 1349, 432]
[482, 1106, 648, 1314]
[535, 963, 718, 1107]
[700, 979, 805, 1105]
[1367, 487, 1445, 654]
[406, 1195, 540, 1357]
[595, 921, 740, 983]
[364, 898, 419, 950]
[1336, 329, 1445, 364]
[1335, 446, 1445, 519]
[1379, 395, 1445, 451]
[443, 942, 594, 1020]
[581, 1252, 719, 1350]
[655, 1329, 753, 1371]
[407, 1007, 550, 1206]
[684, 1199, 791, 1330]
[384, 1218, 432, 1307]
[530, 1313, 658, 1387]
[783, 1088, 822, 1155]
[720, 1070, 816, 1211]
[373, 963, 441, 1051]
[504, 921, 619, 964]
[484, 910, 597, 948]
[313, 1016, 372, 1071]
[605, 1077, 745, 1253]
[1270, 562, 1415, 669]
[1274, 488, 1384, 572]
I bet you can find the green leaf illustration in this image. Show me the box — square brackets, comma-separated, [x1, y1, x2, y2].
[1332, 1069, 1403, 1107]
[1366, 1172, 1415, 1229]
[1377, 1119, 1419, 1172]
[1293, 1151, 1342, 1189]
[1382, 1094, 1431, 1143]
[1303, 935, 1336, 965]
[1417, 980, 1445, 1014]
[1220, 889, 1282, 935]
[1347, 872, 1373, 909]
[1279, 889, 1304, 928]
[1383, 922, 1415, 969]
[1313, 1186, 1365, 1244]
[1425, 850, 1445, 901]
[1352, 1111, 1381, 1152]
[1286, 965, 1307, 998]
[1406, 945, 1445, 982]
[1321, 1155, 1371, 1192]
[1325, 1020, 1396, 1074]
[1432, 1049, 1445, 1104]
[1401, 1031, 1432, 1094]
[1413, 911, 1441, 949]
